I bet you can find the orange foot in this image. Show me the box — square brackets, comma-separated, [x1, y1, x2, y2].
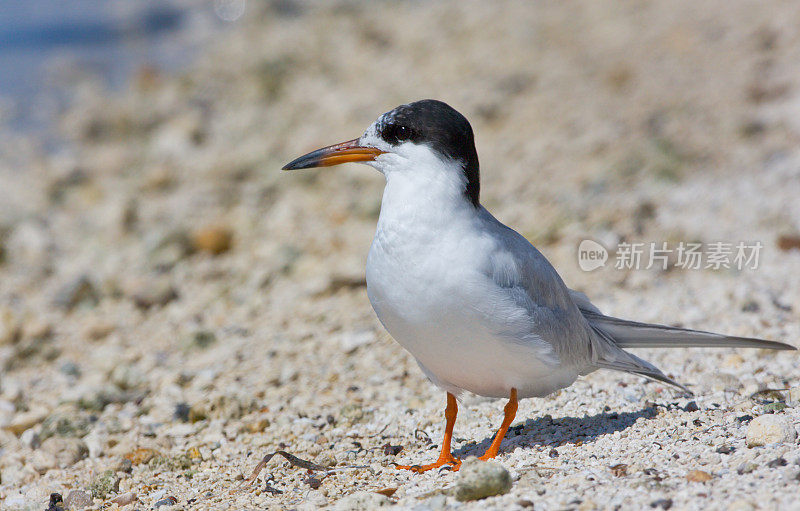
[395, 453, 462, 473]
[396, 393, 460, 473]
[478, 388, 518, 462]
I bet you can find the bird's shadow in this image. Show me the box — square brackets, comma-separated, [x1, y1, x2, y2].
[453, 406, 658, 458]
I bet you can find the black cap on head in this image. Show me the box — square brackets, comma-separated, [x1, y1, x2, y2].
[376, 100, 480, 207]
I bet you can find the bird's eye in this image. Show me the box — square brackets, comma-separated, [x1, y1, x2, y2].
[395, 125, 410, 140]
[382, 123, 414, 144]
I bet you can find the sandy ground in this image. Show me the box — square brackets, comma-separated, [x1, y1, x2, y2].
[1, 1, 800, 509]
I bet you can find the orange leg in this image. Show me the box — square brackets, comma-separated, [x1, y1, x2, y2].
[478, 388, 518, 461]
[396, 392, 461, 472]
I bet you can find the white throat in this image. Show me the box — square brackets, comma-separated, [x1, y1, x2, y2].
[371, 144, 476, 231]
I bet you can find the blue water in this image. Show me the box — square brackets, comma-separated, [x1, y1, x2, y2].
[0, 1, 221, 135]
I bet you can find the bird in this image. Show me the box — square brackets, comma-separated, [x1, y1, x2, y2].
[282, 99, 795, 472]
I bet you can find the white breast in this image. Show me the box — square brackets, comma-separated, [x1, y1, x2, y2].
[365, 162, 577, 398]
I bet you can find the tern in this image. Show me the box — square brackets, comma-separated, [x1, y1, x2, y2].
[283, 99, 795, 472]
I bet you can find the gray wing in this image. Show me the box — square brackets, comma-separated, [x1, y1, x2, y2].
[480, 209, 688, 391]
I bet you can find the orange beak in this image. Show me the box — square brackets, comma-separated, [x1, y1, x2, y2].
[282, 138, 385, 170]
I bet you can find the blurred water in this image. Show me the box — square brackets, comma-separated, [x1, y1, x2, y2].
[0, 0, 222, 136]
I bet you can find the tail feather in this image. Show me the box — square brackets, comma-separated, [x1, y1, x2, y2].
[595, 360, 693, 395]
[569, 288, 794, 394]
[588, 323, 693, 394]
[582, 310, 796, 351]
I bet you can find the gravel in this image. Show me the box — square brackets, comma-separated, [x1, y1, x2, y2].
[1, 1, 799, 510]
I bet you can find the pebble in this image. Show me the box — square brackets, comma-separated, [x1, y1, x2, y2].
[776, 234, 800, 251]
[84, 432, 105, 458]
[728, 500, 756, 511]
[174, 402, 191, 422]
[64, 490, 93, 510]
[762, 402, 787, 413]
[746, 414, 797, 447]
[712, 373, 743, 393]
[110, 492, 137, 506]
[788, 386, 800, 406]
[650, 499, 673, 510]
[686, 469, 712, 482]
[340, 403, 371, 425]
[189, 393, 253, 421]
[417, 495, 447, 510]
[59, 361, 81, 377]
[40, 411, 92, 440]
[4, 495, 28, 509]
[304, 490, 328, 507]
[112, 457, 134, 473]
[130, 279, 178, 309]
[53, 276, 99, 310]
[90, 469, 120, 499]
[154, 496, 178, 507]
[736, 462, 758, 475]
[22, 319, 53, 341]
[191, 225, 233, 255]
[84, 320, 115, 341]
[2, 464, 38, 486]
[148, 229, 195, 268]
[41, 436, 89, 467]
[334, 491, 392, 510]
[4, 409, 48, 435]
[0, 399, 14, 426]
[5, 220, 51, 265]
[124, 447, 160, 465]
[716, 445, 735, 455]
[46, 493, 64, 511]
[31, 449, 58, 474]
[191, 330, 217, 349]
[314, 452, 338, 468]
[609, 463, 628, 476]
[20, 428, 40, 448]
[337, 330, 376, 354]
[455, 457, 513, 502]
[245, 418, 270, 433]
[110, 365, 146, 390]
[0, 307, 20, 345]
[722, 354, 745, 368]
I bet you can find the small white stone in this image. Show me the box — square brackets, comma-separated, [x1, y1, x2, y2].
[4, 495, 28, 509]
[305, 490, 328, 507]
[746, 415, 797, 447]
[30, 449, 57, 474]
[0, 399, 15, 427]
[84, 431, 105, 458]
[419, 495, 447, 510]
[455, 457, 513, 501]
[19, 428, 40, 449]
[337, 330, 375, 353]
[788, 387, 800, 406]
[64, 489, 93, 510]
[334, 491, 391, 510]
[0, 464, 36, 486]
[40, 436, 89, 467]
[728, 500, 755, 511]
